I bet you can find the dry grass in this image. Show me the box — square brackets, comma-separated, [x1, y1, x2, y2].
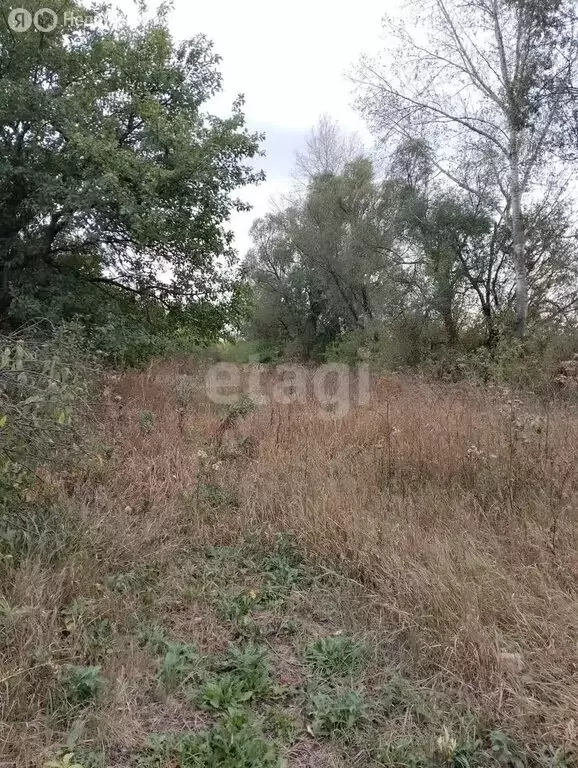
[1, 358, 577, 764]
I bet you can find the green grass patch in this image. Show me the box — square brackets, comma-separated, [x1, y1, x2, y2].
[158, 641, 200, 689]
[307, 689, 366, 738]
[303, 635, 366, 676]
[137, 710, 282, 767]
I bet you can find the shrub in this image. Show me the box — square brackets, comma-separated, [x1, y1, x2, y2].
[0, 324, 93, 561]
[0, 324, 91, 465]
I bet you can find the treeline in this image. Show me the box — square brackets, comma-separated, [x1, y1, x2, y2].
[2, 0, 578, 382]
[244, 119, 578, 369]
[243, 0, 578, 377]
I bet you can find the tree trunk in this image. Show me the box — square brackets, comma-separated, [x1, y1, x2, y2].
[509, 135, 528, 338]
[481, 302, 498, 349]
[440, 304, 458, 347]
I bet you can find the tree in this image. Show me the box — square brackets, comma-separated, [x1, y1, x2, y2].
[354, 0, 578, 337]
[295, 114, 364, 180]
[245, 148, 408, 357]
[0, 0, 263, 339]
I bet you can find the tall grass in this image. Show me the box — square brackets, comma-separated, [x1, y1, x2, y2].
[96, 362, 577, 747]
[1, 358, 576, 763]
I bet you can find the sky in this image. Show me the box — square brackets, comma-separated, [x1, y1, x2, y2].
[117, 0, 388, 256]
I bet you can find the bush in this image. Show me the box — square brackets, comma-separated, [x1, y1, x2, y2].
[0, 324, 94, 561]
[210, 340, 282, 364]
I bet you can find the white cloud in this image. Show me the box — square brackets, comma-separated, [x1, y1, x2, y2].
[115, 0, 387, 254]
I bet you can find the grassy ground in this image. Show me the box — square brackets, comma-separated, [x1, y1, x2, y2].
[1, 360, 576, 766]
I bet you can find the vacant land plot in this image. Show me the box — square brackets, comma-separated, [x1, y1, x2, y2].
[1, 361, 576, 766]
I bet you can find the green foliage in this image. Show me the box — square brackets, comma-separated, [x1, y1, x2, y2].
[44, 753, 86, 768]
[223, 395, 258, 423]
[60, 598, 113, 661]
[137, 623, 171, 655]
[379, 675, 431, 723]
[261, 533, 305, 587]
[61, 665, 105, 705]
[245, 149, 402, 359]
[106, 563, 160, 594]
[217, 643, 275, 700]
[0, 2, 263, 357]
[138, 410, 155, 435]
[308, 689, 366, 737]
[211, 341, 281, 364]
[375, 740, 429, 768]
[0, 500, 79, 566]
[197, 673, 255, 711]
[174, 374, 201, 410]
[188, 643, 277, 711]
[262, 554, 304, 588]
[0, 326, 90, 469]
[263, 707, 300, 744]
[71, 750, 104, 768]
[197, 482, 239, 512]
[137, 711, 281, 767]
[304, 635, 366, 676]
[217, 592, 258, 624]
[489, 731, 526, 768]
[158, 642, 199, 689]
[0, 326, 91, 562]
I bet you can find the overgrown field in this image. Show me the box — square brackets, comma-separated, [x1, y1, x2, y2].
[1, 359, 577, 767]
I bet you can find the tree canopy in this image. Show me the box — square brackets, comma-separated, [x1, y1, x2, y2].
[244, 115, 578, 366]
[0, 0, 263, 353]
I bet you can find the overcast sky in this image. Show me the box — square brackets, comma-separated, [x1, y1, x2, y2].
[118, 0, 388, 255]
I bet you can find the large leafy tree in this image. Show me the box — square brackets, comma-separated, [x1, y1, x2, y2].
[354, 0, 578, 338]
[245, 140, 408, 358]
[0, 0, 263, 339]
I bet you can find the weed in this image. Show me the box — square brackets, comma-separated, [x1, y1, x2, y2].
[137, 710, 281, 767]
[217, 592, 257, 624]
[433, 727, 483, 767]
[61, 599, 113, 660]
[174, 375, 199, 409]
[379, 674, 431, 723]
[137, 623, 170, 655]
[375, 740, 429, 768]
[263, 707, 301, 744]
[304, 635, 365, 676]
[139, 410, 155, 434]
[44, 754, 85, 768]
[197, 482, 239, 511]
[0, 501, 78, 565]
[262, 553, 304, 588]
[196, 672, 255, 711]
[308, 689, 366, 737]
[158, 642, 199, 689]
[219, 643, 276, 700]
[71, 750, 104, 768]
[106, 563, 160, 594]
[61, 665, 105, 705]
[489, 731, 526, 768]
